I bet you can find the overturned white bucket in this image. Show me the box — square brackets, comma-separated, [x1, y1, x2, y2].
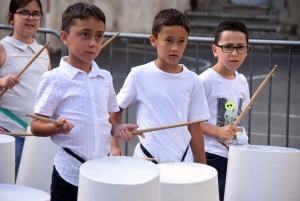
[158, 162, 219, 201]
[16, 133, 59, 194]
[0, 183, 50, 201]
[0, 135, 15, 184]
[78, 156, 160, 201]
[225, 145, 300, 201]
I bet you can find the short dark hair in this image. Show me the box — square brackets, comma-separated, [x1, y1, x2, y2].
[214, 20, 249, 45]
[152, 8, 190, 38]
[8, 0, 43, 23]
[62, 2, 106, 33]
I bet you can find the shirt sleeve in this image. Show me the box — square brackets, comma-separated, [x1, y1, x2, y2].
[117, 69, 137, 109]
[188, 77, 211, 121]
[107, 77, 120, 113]
[34, 72, 59, 117]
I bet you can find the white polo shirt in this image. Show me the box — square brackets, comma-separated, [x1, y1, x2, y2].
[34, 57, 119, 186]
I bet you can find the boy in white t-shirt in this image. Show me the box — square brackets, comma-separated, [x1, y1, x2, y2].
[111, 8, 210, 164]
[199, 20, 250, 201]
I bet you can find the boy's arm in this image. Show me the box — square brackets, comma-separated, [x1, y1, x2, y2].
[200, 123, 239, 142]
[189, 123, 206, 164]
[110, 108, 124, 156]
[31, 114, 73, 137]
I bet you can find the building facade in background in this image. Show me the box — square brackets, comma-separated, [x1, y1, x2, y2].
[0, 0, 298, 52]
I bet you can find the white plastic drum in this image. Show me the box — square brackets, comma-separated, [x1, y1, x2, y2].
[158, 162, 219, 201]
[78, 156, 160, 201]
[16, 129, 59, 194]
[0, 134, 15, 184]
[0, 184, 50, 201]
[225, 145, 300, 201]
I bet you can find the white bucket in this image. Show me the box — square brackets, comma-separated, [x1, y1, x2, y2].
[78, 156, 160, 201]
[0, 134, 15, 184]
[158, 162, 219, 201]
[225, 145, 300, 201]
[16, 127, 59, 194]
[0, 183, 50, 201]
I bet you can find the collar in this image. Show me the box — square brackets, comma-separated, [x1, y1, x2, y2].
[2, 36, 41, 53]
[60, 56, 105, 79]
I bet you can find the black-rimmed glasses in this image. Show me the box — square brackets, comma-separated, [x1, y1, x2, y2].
[15, 10, 43, 20]
[216, 45, 249, 54]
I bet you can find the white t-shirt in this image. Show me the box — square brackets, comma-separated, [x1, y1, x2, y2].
[199, 68, 250, 158]
[34, 57, 119, 186]
[117, 61, 211, 163]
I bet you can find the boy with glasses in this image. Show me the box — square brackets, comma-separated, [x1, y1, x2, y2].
[199, 20, 250, 201]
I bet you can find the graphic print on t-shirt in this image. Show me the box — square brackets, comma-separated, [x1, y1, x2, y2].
[216, 98, 244, 142]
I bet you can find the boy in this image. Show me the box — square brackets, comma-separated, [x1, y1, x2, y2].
[31, 3, 141, 201]
[199, 20, 250, 201]
[111, 9, 210, 164]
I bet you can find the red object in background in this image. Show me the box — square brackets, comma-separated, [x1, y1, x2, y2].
[46, 0, 50, 13]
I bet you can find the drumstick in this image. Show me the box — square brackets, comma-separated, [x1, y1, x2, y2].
[233, 65, 278, 127]
[4, 132, 34, 137]
[0, 101, 4, 104]
[100, 31, 120, 51]
[142, 158, 157, 161]
[113, 119, 207, 137]
[0, 41, 51, 98]
[26, 114, 63, 125]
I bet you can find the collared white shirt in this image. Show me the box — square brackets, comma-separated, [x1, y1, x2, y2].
[0, 36, 49, 132]
[34, 57, 119, 186]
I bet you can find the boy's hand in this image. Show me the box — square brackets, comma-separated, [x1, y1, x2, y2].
[114, 124, 145, 142]
[217, 125, 240, 142]
[110, 145, 125, 156]
[0, 127, 4, 134]
[54, 116, 74, 134]
[0, 75, 20, 89]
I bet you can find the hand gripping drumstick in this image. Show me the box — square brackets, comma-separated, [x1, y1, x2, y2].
[233, 65, 278, 127]
[113, 119, 207, 137]
[26, 114, 63, 126]
[0, 41, 51, 98]
[218, 65, 278, 148]
[100, 31, 120, 51]
[0, 101, 4, 104]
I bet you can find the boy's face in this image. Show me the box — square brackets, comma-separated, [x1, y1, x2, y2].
[150, 25, 188, 68]
[212, 31, 248, 73]
[60, 17, 105, 69]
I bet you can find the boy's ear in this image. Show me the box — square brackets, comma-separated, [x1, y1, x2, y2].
[60, 31, 69, 45]
[212, 44, 218, 57]
[149, 34, 157, 48]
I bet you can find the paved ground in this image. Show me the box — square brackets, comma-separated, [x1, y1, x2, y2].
[50, 39, 300, 155]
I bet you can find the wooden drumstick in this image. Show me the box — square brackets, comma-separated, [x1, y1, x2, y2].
[233, 65, 278, 127]
[0, 41, 51, 98]
[100, 31, 120, 51]
[142, 158, 157, 161]
[4, 132, 34, 137]
[113, 119, 207, 137]
[26, 114, 63, 126]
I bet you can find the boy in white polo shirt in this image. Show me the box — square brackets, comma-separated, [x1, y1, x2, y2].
[111, 8, 210, 164]
[31, 3, 140, 201]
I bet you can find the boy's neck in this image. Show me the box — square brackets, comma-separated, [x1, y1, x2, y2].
[212, 63, 235, 80]
[67, 56, 92, 74]
[154, 59, 183, 74]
